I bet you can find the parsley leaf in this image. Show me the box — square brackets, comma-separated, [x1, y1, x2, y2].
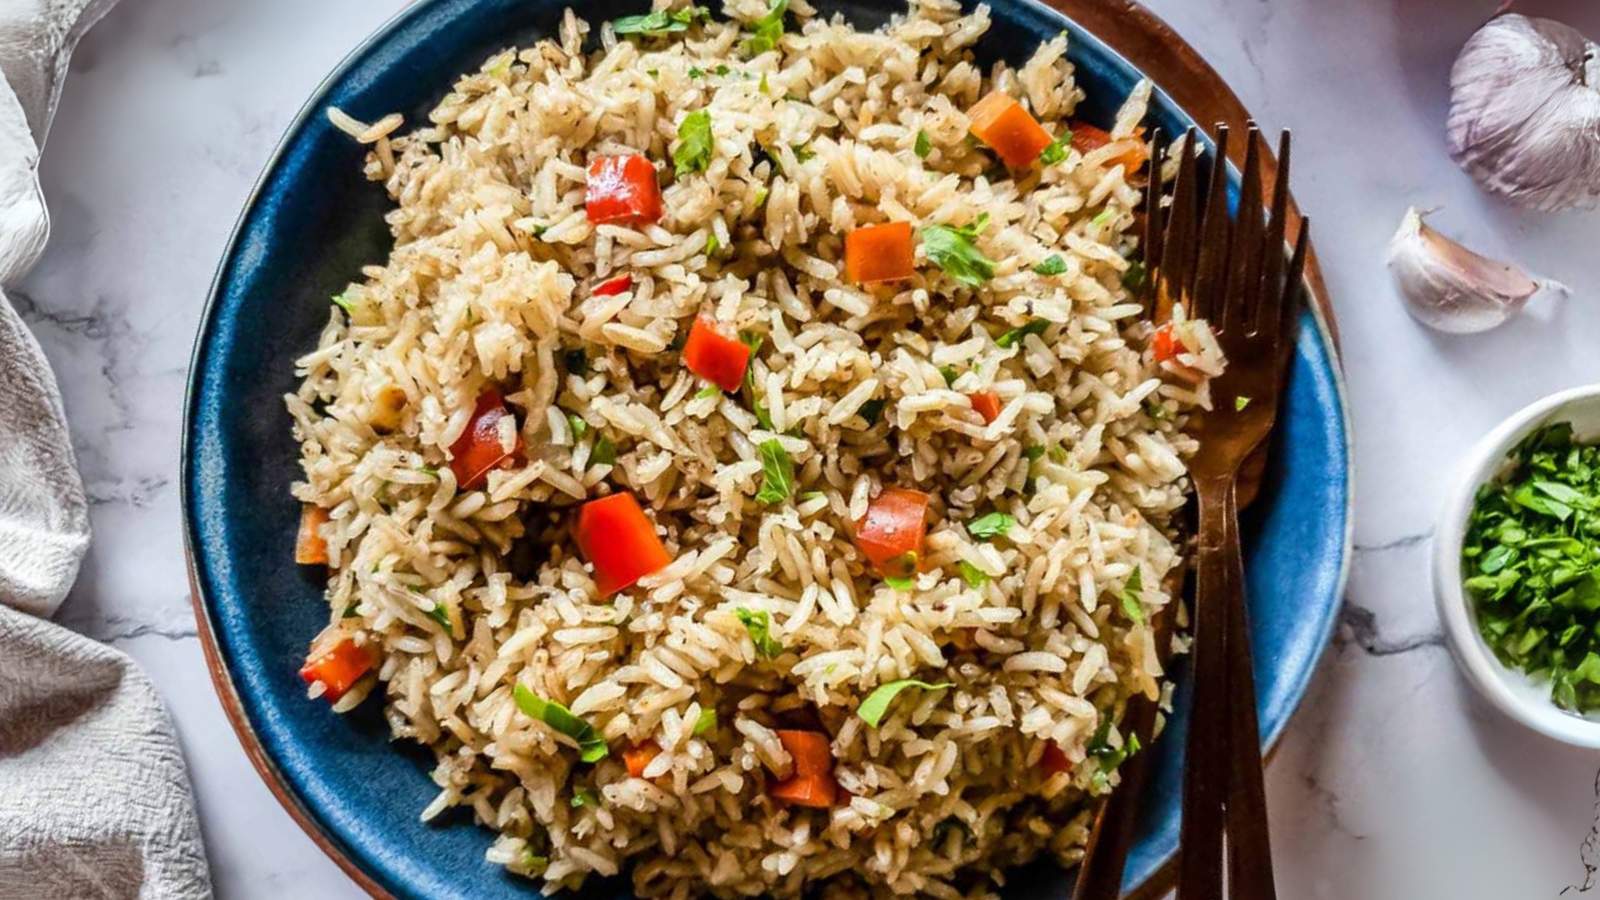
[735, 607, 784, 658]
[514, 684, 609, 763]
[919, 214, 996, 288]
[1032, 254, 1067, 276]
[996, 319, 1049, 349]
[914, 130, 932, 158]
[856, 678, 952, 727]
[743, 0, 789, 55]
[1119, 566, 1145, 624]
[1235, 395, 1252, 411]
[968, 512, 1015, 540]
[1039, 131, 1071, 165]
[693, 707, 718, 736]
[694, 385, 721, 400]
[612, 5, 708, 36]
[592, 435, 617, 466]
[570, 788, 600, 808]
[884, 574, 914, 592]
[673, 109, 714, 177]
[958, 560, 990, 588]
[755, 439, 794, 504]
[567, 412, 589, 440]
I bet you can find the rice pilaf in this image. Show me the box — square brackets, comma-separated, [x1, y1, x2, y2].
[286, 0, 1223, 896]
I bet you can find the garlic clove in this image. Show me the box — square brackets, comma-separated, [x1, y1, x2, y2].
[1447, 13, 1600, 212]
[1387, 207, 1567, 334]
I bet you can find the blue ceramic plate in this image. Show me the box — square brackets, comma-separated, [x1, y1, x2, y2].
[183, 1, 1351, 896]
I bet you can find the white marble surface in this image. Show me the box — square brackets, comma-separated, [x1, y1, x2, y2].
[19, 0, 1600, 896]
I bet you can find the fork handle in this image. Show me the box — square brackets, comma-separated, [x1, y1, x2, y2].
[1176, 477, 1235, 899]
[1224, 488, 1277, 899]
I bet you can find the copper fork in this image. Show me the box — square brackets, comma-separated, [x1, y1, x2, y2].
[1175, 126, 1308, 900]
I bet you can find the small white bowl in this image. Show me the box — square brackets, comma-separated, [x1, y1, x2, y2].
[1434, 384, 1600, 748]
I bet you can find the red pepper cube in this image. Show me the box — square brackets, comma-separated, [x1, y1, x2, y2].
[586, 154, 663, 226]
[681, 317, 751, 393]
[299, 632, 375, 702]
[853, 488, 931, 573]
[968, 390, 1002, 424]
[449, 388, 525, 490]
[1040, 742, 1071, 776]
[593, 274, 634, 296]
[968, 91, 1053, 169]
[575, 492, 674, 595]
[844, 221, 915, 284]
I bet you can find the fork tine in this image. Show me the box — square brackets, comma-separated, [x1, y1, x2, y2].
[1155, 128, 1199, 321]
[1270, 216, 1310, 347]
[1192, 126, 1232, 326]
[1258, 130, 1292, 328]
[1140, 129, 1166, 316]
[1230, 126, 1265, 333]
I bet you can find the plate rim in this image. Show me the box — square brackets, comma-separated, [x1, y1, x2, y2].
[180, 0, 1354, 896]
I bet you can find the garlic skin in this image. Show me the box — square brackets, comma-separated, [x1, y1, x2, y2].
[1447, 13, 1600, 212]
[1388, 208, 1566, 334]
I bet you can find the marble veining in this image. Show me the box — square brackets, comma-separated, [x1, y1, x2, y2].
[22, 0, 1600, 896]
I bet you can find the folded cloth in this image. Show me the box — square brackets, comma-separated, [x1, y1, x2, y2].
[0, 1, 213, 897]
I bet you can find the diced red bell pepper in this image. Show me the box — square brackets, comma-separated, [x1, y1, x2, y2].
[1151, 323, 1181, 362]
[844, 222, 915, 284]
[624, 741, 662, 778]
[854, 488, 930, 574]
[1040, 742, 1071, 776]
[770, 773, 839, 808]
[593, 274, 633, 296]
[1070, 122, 1149, 174]
[449, 388, 525, 490]
[1150, 324, 1203, 383]
[586, 154, 663, 226]
[575, 491, 674, 595]
[770, 729, 838, 807]
[295, 504, 330, 565]
[968, 91, 1053, 169]
[681, 316, 751, 393]
[776, 729, 834, 776]
[299, 630, 375, 702]
[968, 391, 1002, 424]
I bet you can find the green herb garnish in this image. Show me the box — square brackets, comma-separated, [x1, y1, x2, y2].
[856, 679, 952, 727]
[919, 214, 996, 289]
[592, 435, 617, 466]
[693, 707, 718, 736]
[612, 6, 708, 36]
[1122, 260, 1147, 292]
[1463, 422, 1600, 713]
[694, 385, 721, 400]
[939, 365, 959, 387]
[914, 130, 932, 158]
[735, 607, 783, 658]
[858, 398, 886, 426]
[331, 291, 357, 314]
[996, 319, 1049, 349]
[1032, 254, 1067, 276]
[424, 599, 452, 630]
[968, 512, 1015, 540]
[1235, 396, 1252, 412]
[513, 683, 609, 762]
[570, 788, 599, 808]
[884, 574, 914, 592]
[1039, 131, 1071, 165]
[743, 0, 789, 55]
[1119, 566, 1145, 625]
[1086, 717, 1140, 791]
[755, 439, 794, 504]
[567, 412, 589, 440]
[673, 109, 714, 177]
[739, 332, 774, 429]
[958, 561, 990, 588]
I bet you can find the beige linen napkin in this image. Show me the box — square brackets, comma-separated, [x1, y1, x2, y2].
[0, 1, 212, 897]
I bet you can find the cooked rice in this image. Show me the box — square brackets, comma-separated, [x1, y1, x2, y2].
[286, 0, 1223, 896]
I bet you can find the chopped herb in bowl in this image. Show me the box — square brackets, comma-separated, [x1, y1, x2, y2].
[1461, 422, 1600, 714]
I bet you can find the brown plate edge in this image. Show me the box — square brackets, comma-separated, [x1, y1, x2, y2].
[184, 2, 1341, 899]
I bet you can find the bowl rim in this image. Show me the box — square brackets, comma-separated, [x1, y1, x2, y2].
[180, 0, 1353, 896]
[1433, 383, 1600, 749]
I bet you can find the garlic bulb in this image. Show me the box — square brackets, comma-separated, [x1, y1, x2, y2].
[1447, 13, 1600, 211]
[1388, 208, 1566, 333]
